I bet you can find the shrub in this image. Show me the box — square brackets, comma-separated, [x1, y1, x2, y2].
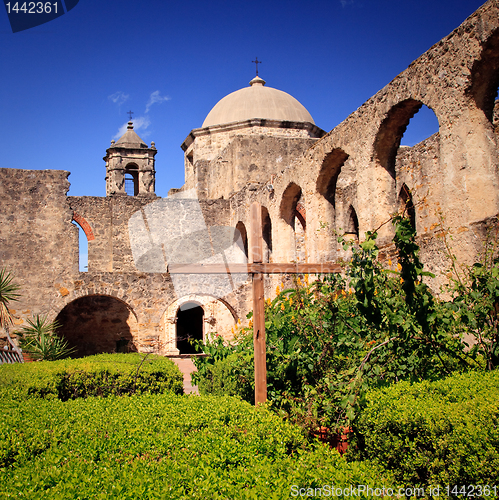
[0, 352, 183, 400]
[195, 351, 254, 401]
[0, 393, 397, 499]
[194, 216, 475, 433]
[349, 370, 499, 488]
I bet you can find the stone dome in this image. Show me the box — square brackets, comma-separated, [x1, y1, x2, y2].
[202, 76, 315, 128]
[114, 121, 148, 148]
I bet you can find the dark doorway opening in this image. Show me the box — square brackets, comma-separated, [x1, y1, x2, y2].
[176, 303, 204, 354]
[55, 295, 135, 358]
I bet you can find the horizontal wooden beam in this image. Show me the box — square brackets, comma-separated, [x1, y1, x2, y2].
[168, 262, 342, 274]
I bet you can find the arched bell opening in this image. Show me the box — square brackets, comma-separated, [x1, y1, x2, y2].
[124, 163, 139, 196]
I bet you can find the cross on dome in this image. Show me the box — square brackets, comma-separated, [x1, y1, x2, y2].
[252, 57, 262, 76]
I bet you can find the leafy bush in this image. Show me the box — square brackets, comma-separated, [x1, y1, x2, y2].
[445, 221, 499, 370]
[349, 370, 499, 488]
[0, 393, 397, 499]
[0, 353, 183, 399]
[195, 350, 254, 401]
[194, 216, 475, 433]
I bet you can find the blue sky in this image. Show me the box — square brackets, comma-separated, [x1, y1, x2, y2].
[0, 0, 489, 199]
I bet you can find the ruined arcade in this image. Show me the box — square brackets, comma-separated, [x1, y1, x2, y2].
[1, 0, 498, 357]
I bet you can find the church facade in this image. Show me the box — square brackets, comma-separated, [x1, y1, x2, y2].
[1, 0, 498, 357]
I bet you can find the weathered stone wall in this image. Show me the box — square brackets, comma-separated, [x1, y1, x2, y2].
[0, 168, 78, 328]
[205, 135, 317, 199]
[182, 121, 323, 199]
[0, 175, 244, 354]
[1, 1, 498, 357]
[227, 0, 499, 291]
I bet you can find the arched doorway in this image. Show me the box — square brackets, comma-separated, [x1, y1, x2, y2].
[162, 295, 237, 356]
[55, 295, 137, 357]
[176, 302, 204, 354]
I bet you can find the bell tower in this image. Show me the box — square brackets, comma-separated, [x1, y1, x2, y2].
[104, 121, 157, 196]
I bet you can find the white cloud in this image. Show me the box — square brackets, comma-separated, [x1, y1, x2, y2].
[145, 90, 171, 113]
[113, 115, 151, 140]
[108, 91, 129, 106]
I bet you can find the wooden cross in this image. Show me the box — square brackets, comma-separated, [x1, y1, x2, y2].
[169, 201, 341, 405]
[252, 57, 262, 76]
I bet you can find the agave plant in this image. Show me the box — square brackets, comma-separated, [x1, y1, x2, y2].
[0, 268, 21, 354]
[17, 315, 76, 361]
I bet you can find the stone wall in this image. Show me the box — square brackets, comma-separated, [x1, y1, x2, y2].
[227, 0, 499, 290]
[182, 121, 323, 199]
[1, 0, 498, 357]
[0, 173, 244, 355]
[205, 135, 317, 199]
[0, 168, 78, 330]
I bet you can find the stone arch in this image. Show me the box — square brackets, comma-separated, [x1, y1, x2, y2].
[316, 148, 349, 208]
[71, 212, 95, 241]
[55, 294, 139, 358]
[315, 148, 349, 260]
[161, 294, 238, 355]
[469, 28, 499, 124]
[71, 212, 94, 273]
[374, 99, 439, 178]
[398, 184, 416, 231]
[280, 182, 302, 228]
[235, 221, 248, 259]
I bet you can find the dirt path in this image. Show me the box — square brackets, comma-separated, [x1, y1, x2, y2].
[171, 357, 199, 395]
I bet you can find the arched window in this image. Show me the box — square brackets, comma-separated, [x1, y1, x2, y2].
[280, 183, 302, 229]
[72, 223, 88, 272]
[316, 149, 349, 209]
[399, 104, 439, 148]
[71, 212, 95, 273]
[374, 99, 439, 178]
[345, 205, 359, 242]
[261, 206, 272, 263]
[235, 221, 248, 259]
[280, 183, 306, 262]
[315, 149, 349, 261]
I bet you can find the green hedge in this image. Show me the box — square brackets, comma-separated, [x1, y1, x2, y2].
[195, 351, 254, 402]
[0, 393, 397, 499]
[0, 353, 183, 399]
[349, 370, 499, 489]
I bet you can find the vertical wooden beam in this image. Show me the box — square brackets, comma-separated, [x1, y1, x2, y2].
[251, 202, 267, 405]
